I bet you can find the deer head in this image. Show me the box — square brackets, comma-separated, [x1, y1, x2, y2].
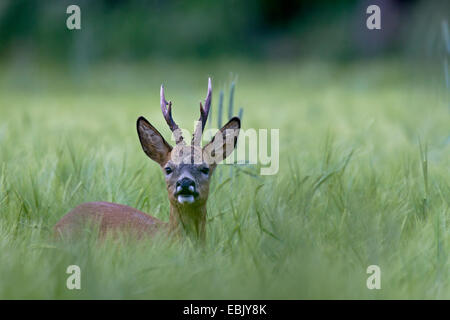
[136, 78, 240, 213]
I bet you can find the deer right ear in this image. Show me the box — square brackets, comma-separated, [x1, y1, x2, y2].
[137, 117, 173, 166]
[203, 117, 240, 168]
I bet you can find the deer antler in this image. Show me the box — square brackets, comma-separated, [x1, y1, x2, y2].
[161, 85, 185, 145]
[192, 77, 212, 146]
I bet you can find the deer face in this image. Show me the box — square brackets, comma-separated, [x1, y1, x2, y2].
[137, 79, 240, 207]
[162, 145, 211, 206]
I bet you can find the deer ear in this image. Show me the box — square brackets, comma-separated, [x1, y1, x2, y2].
[203, 117, 240, 167]
[137, 117, 172, 166]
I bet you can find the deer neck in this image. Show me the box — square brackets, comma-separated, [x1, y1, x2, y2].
[168, 203, 207, 241]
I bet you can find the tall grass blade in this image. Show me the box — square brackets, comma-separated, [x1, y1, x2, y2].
[228, 81, 235, 119]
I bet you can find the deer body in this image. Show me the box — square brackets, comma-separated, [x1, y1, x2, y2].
[54, 202, 165, 239]
[54, 78, 240, 241]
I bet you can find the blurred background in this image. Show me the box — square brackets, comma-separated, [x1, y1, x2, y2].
[0, 0, 448, 67]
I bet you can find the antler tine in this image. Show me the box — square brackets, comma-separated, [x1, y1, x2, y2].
[202, 77, 212, 129]
[160, 85, 184, 144]
[193, 78, 212, 146]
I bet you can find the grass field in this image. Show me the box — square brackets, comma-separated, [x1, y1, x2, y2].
[0, 58, 448, 299]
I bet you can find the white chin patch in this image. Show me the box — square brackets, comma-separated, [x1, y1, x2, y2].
[178, 195, 195, 204]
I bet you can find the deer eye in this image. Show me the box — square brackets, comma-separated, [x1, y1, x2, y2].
[164, 167, 173, 175]
[200, 167, 209, 175]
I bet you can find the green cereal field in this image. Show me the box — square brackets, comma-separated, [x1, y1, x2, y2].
[0, 58, 448, 299]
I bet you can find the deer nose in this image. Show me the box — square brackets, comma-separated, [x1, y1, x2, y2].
[176, 177, 196, 192]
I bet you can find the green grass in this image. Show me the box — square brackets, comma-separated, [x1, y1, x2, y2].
[0, 59, 448, 299]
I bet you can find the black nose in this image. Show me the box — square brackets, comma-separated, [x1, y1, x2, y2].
[176, 177, 195, 190]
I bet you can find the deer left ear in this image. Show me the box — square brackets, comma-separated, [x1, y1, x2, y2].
[137, 116, 173, 166]
[203, 117, 240, 167]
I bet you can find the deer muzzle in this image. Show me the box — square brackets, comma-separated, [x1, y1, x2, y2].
[175, 177, 199, 204]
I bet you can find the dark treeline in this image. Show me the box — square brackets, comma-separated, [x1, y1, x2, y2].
[0, 0, 446, 64]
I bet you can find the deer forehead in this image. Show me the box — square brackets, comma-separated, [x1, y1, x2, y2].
[169, 145, 205, 165]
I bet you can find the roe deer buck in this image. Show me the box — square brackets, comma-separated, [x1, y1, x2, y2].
[54, 78, 241, 241]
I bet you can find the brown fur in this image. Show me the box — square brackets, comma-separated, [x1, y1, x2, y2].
[54, 202, 166, 239]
